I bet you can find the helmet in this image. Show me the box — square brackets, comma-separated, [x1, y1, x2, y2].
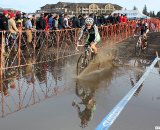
[85, 17, 94, 25]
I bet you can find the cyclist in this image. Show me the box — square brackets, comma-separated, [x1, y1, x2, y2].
[141, 20, 149, 37]
[77, 17, 101, 54]
[140, 19, 149, 49]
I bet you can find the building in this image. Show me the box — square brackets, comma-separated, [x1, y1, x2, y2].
[36, 2, 122, 15]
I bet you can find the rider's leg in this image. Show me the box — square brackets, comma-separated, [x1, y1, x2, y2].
[91, 42, 97, 54]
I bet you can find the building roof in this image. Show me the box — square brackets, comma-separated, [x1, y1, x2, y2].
[42, 2, 122, 9]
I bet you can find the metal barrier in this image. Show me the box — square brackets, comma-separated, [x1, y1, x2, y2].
[0, 19, 160, 70]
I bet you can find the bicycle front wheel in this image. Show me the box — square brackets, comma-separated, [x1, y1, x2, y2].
[77, 54, 89, 75]
[77, 55, 85, 75]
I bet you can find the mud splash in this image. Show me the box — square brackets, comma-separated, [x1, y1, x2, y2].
[77, 47, 117, 79]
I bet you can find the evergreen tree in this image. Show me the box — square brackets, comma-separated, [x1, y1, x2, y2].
[143, 5, 148, 15]
[133, 6, 137, 10]
[152, 11, 155, 17]
[149, 11, 153, 17]
[157, 11, 160, 17]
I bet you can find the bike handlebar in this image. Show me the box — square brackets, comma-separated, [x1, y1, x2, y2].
[76, 42, 84, 51]
[75, 42, 94, 52]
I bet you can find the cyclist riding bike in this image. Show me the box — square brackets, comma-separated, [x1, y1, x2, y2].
[77, 17, 101, 54]
[140, 20, 149, 49]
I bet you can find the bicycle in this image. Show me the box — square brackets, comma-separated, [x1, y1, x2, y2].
[76, 42, 95, 75]
[135, 34, 148, 56]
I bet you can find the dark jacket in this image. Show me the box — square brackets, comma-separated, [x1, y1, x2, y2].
[58, 16, 65, 29]
[80, 17, 85, 27]
[72, 16, 81, 28]
[0, 15, 8, 30]
[36, 17, 46, 30]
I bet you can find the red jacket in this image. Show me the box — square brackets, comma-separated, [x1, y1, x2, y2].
[123, 16, 127, 23]
[45, 18, 49, 30]
[119, 16, 123, 23]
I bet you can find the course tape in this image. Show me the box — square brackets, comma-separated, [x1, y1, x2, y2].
[96, 57, 160, 130]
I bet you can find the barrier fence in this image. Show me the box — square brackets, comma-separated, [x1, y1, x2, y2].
[0, 19, 159, 71]
[0, 18, 160, 118]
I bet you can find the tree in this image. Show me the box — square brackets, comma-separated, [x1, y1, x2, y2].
[157, 11, 160, 18]
[149, 11, 156, 17]
[149, 11, 153, 17]
[152, 11, 155, 17]
[143, 5, 148, 15]
[133, 6, 137, 10]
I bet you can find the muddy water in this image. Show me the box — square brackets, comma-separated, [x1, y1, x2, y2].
[110, 67, 160, 130]
[0, 53, 146, 130]
[0, 33, 160, 130]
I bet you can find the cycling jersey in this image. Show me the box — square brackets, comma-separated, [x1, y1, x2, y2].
[78, 24, 100, 45]
[141, 23, 149, 35]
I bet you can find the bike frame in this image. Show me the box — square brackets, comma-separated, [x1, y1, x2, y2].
[76, 42, 94, 75]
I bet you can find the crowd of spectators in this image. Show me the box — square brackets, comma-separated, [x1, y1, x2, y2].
[0, 10, 130, 53]
[0, 10, 157, 55]
[0, 10, 129, 32]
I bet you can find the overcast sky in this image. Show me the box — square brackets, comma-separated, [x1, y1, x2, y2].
[0, 0, 159, 14]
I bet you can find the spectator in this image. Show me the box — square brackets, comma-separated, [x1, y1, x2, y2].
[15, 11, 23, 31]
[48, 14, 54, 30]
[58, 13, 65, 29]
[119, 14, 123, 23]
[64, 14, 71, 29]
[100, 14, 106, 25]
[97, 15, 101, 26]
[0, 10, 9, 55]
[36, 13, 46, 30]
[123, 14, 127, 23]
[8, 13, 19, 34]
[79, 14, 86, 27]
[22, 13, 27, 28]
[31, 15, 36, 29]
[52, 15, 59, 30]
[25, 15, 33, 44]
[106, 14, 113, 24]
[72, 15, 81, 28]
[112, 13, 118, 24]
[0, 10, 9, 30]
[116, 13, 120, 23]
[94, 13, 98, 25]
[44, 14, 49, 31]
[8, 13, 19, 50]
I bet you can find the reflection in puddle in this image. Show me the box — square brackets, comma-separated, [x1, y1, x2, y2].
[72, 59, 132, 128]
[0, 57, 71, 118]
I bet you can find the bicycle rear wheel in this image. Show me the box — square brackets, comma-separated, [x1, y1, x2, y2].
[143, 42, 149, 55]
[135, 42, 142, 56]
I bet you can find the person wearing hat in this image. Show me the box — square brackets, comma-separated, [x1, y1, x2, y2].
[25, 15, 33, 45]
[0, 10, 9, 30]
[15, 11, 23, 31]
[8, 13, 19, 34]
[8, 13, 20, 51]
[0, 10, 9, 56]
